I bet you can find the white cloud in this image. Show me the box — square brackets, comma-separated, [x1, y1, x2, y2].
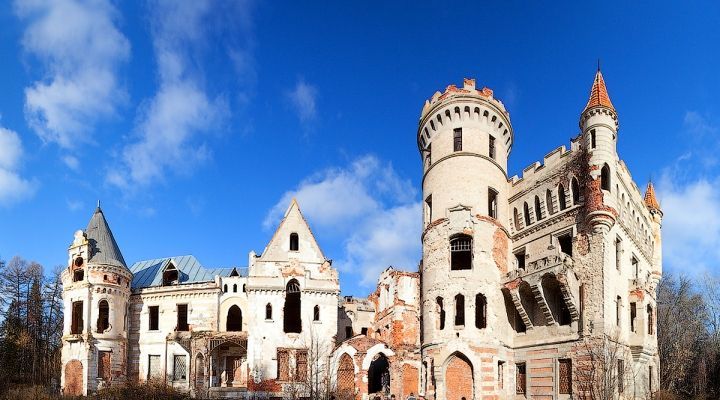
[264, 155, 421, 285]
[108, 0, 252, 189]
[684, 111, 717, 137]
[0, 127, 37, 206]
[16, 0, 130, 148]
[62, 155, 79, 170]
[66, 198, 84, 211]
[288, 79, 318, 123]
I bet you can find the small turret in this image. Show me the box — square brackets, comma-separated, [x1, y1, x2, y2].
[644, 181, 663, 218]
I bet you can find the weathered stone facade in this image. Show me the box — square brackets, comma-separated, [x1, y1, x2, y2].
[60, 69, 661, 400]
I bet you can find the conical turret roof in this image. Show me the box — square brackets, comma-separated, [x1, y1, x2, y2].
[644, 182, 662, 214]
[583, 68, 615, 113]
[85, 206, 127, 268]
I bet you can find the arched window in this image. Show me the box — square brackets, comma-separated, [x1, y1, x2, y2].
[313, 305, 320, 321]
[242, 284, 246, 293]
[558, 184, 567, 210]
[513, 208, 521, 230]
[436, 297, 445, 330]
[233, 284, 237, 293]
[571, 178, 580, 204]
[163, 264, 178, 286]
[546, 189, 555, 215]
[601, 164, 611, 191]
[223, 284, 228, 293]
[266, 303, 273, 320]
[488, 188, 498, 219]
[455, 294, 465, 326]
[97, 300, 109, 333]
[226, 305, 242, 331]
[523, 202, 531, 226]
[475, 293, 487, 329]
[284, 279, 302, 333]
[534, 196, 542, 221]
[290, 233, 299, 251]
[450, 234, 472, 270]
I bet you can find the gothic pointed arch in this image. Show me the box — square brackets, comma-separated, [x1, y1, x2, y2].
[445, 352, 473, 400]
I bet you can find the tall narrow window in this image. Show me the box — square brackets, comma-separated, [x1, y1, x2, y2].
[559, 359, 572, 394]
[97, 300, 109, 333]
[616, 296, 622, 327]
[450, 234, 472, 270]
[632, 256, 639, 280]
[558, 184, 567, 210]
[630, 302, 637, 333]
[425, 195, 433, 224]
[590, 129, 597, 149]
[546, 189, 554, 215]
[498, 361, 505, 389]
[558, 233, 573, 257]
[515, 249, 526, 270]
[436, 297, 445, 330]
[454, 294, 465, 326]
[488, 189, 498, 219]
[475, 293, 487, 329]
[345, 326, 353, 338]
[277, 349, 290, 380]
[534, 196, 542, 221]
[647, 305, 654, 335]
[233, 284, 237, 293]
[266, 303, 273, 320]
[223, 284, 228, 293]
[649, 365, 653, 392]
[289, 233, 299, 251]
[615, 237, 622, 271]
[601, 164, 611, 191]
[427, 143, 432, 165]
[572, 178, 580, 204]
[71, 301, 83, 334]
[296, 350, 308, 381]
[513, 208, 521, 230]
[98, 351, 111, 381]
[177, 304, 189, 331]
[313, 305, 320, 321]
[489, 135, 496, 159]
[523, 202, 531, 226]
[284, 279, 302, 333]
[149, 305, 159, 331]
[618, 360, 625, 393]
[453, 128, 462, 152]
[516, 363, 526, 394]
[226, 305, 242, 331]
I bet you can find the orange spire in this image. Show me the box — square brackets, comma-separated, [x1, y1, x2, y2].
[583, 68, 615, 113]
[644, 182, 662, 214]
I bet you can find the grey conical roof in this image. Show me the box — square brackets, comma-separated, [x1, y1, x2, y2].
[85, 207, 127, 269]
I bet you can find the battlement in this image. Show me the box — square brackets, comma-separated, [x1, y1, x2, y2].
[511, 145, 573, 185]
[421, 78, 507, 119]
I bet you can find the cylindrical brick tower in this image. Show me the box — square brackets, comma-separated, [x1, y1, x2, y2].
[418, 78, 514, 400]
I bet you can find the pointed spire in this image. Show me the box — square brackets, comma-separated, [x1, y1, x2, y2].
[85, 207, 128, 268]
[583, 67, 615, 113]
[644, 181, 662, 215]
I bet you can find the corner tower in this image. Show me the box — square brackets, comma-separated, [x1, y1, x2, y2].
[60, 206, 132, 396]
[418, 78, 514, 399]
[580, 68, 620, 232]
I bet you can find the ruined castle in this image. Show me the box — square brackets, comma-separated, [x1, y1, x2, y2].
[60, 68, 661, 399]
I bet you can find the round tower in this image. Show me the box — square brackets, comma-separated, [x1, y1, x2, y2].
[418, 78, 513, 400]
[61, 206, 132, 396]
[579, 68, 619, 232]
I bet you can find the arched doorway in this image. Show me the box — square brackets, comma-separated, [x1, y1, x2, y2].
[195, 353, 205, 392]
[445, 353, 473, 400]
[226, 305, 242, 331]
[64, 359, 83, 396]
[368, 353, 390, 395]
[284, 279, 302, 333]
[337, 353, 355, 400]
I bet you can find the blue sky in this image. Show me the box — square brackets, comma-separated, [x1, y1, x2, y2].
[1, 1, 719, 296]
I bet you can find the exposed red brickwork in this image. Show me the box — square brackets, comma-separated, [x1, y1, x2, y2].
[504, 278, 522, 290]
[576, 233, 590, 256]
[421, 218, 449, 240]
[277, 349, 289, 380]
[98, 351, 111, 381]
[64, 359, 83, 396]
[402, 364, 418, 398]
[492, 228, 509, 274]
[445, 354, 473, 400]
[247, 378, 282, 392]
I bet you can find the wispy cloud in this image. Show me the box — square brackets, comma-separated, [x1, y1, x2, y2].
[108, 0, 254, 189]
[15, 0, 130, 149]
[287, 79, 318, 123]
[264, 155, 421, 285]
[0, 126, 37, 206]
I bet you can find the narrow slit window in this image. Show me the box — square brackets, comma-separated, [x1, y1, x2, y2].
[453, 128, 462, 152]
[630, 302, 637, 333]
[454, 294, 465, 326]
[289, 233, 299, 251]
[266, 303, 273, 320]
[149, 306, 159, 331]
[313, 305, 320, 322]
[523, 202, 531, 226]
[534, 196, 542, 221]
[546, 189, 554, 215]
[489, 135, 496, 159]
[590, 129, 597, 149]
[572, 178, 580, 204]
[615, 237, 622, 271]
[488, 189, 498, 219]
[475, 293, 487, 329]
[436, 297, 445, 330]
[558, 184, 567, 210]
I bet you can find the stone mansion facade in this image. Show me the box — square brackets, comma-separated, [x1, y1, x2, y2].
[60, 68, 662, 399]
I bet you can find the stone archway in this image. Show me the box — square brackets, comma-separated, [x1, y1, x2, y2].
[336, 353, 355, 400]
[445, 353, 473, 400]
[64, 359, 84, 396]
[368, 353, 390, 395]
